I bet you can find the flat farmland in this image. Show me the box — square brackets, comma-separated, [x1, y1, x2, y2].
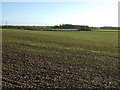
[2, 29, 119, 88]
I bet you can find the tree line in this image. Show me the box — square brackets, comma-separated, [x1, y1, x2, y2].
[52, 24, 91, 31]
[2, 24, 92, 31]
[2, 24, 120, 31]
[100, 26, 120, 30]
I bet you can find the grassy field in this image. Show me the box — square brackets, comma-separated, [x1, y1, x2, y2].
[2, 29, 119, 88]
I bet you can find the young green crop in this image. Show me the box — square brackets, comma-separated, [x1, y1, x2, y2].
[2, 28, 119, 88]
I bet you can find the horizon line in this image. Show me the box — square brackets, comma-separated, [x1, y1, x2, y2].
[1, 24, 119, 27]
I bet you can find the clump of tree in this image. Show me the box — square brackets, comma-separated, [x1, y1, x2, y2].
[2, 25, 52, 31]
[52, 24, 92, 31]
[77, 26, 91, 31]
[52, 24, 83, 29]
[118, 27, 120, 30]
[100, 26, 119, 30]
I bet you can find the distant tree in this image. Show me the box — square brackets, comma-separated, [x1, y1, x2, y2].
[118, 27, 120, 30]
[100, 26, 118, 30]
[52, 25, 59, 28]
[77, 26, 91, 31]
[52, 24, 82, 29]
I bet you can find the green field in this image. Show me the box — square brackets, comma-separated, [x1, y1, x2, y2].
[93, 29, 120, 32]
[2, 29, 119, 88]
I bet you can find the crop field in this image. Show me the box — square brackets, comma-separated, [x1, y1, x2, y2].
[93, 29, 120, 32]
[2, 29, 119, 88]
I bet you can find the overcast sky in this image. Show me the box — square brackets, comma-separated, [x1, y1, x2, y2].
[1, 0, 119, 27]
